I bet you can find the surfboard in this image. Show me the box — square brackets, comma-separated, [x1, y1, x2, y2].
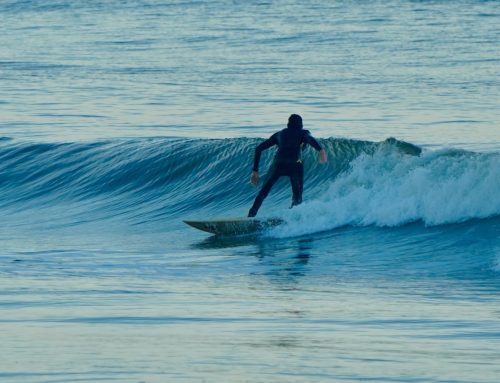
[184, 217, 284, 236]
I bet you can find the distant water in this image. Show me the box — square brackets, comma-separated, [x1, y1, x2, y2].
[1, 1, 499, 382]
[1, 0, 500, 149]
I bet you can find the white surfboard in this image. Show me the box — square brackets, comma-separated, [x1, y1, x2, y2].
[183, 217, 284, 236]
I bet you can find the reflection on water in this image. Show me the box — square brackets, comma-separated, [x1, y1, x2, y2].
[192, 234, 262, 250]
[192, 234, 314, 285]
[189, 217, 500, 294]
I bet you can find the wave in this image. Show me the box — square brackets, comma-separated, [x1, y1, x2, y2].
[0, 137, 261, 221]
[0, 137, 498, 230]
[273, 145, 500, 237]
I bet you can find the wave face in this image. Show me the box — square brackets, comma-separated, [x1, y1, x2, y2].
[0, 137, 498, 232]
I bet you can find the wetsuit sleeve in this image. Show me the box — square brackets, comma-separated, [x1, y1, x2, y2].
[252, 133, 278, 172]
[303, 130, 322, 151]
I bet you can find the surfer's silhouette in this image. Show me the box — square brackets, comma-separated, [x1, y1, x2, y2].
[248, 114, 327, 217]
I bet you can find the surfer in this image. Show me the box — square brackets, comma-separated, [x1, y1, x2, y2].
[248, 114, 327, 217]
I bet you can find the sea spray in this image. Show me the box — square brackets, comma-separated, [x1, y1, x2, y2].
[272, 147, 500, 237]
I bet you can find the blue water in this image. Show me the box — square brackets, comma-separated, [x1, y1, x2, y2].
[1, 1, 500, 382]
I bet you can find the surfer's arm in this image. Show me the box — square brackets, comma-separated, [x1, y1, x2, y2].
[303, 130, 327, 163]
[251, 134, 278, 186]
[252, 133, 278, 172]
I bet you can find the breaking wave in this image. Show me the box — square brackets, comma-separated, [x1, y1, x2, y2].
[0, 136, 498, 232]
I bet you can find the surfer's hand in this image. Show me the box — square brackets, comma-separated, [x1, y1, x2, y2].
[319, 149, 327, 164]
[250, 171, 259, 186]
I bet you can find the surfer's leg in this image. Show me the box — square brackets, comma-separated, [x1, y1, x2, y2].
[248, 170, 281, 217]
[290, 162, 304, 207]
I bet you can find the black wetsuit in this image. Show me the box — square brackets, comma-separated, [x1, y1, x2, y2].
[248, 127, 322, 217]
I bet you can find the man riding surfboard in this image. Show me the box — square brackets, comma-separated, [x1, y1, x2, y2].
[248, 114, 327, 217]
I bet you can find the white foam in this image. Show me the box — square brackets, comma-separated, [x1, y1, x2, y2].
[271, 148, 500, 237]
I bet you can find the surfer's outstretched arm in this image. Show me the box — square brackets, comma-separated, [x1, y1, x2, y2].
[251, 133, 278, 185]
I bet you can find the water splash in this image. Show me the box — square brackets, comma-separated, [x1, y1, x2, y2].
[273, 147, 500, 237]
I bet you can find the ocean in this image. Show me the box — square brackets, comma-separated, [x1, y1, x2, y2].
[1, 1, 499, 382]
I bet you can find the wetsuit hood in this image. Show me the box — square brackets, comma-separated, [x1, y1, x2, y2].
[287, 114, 303, 130]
